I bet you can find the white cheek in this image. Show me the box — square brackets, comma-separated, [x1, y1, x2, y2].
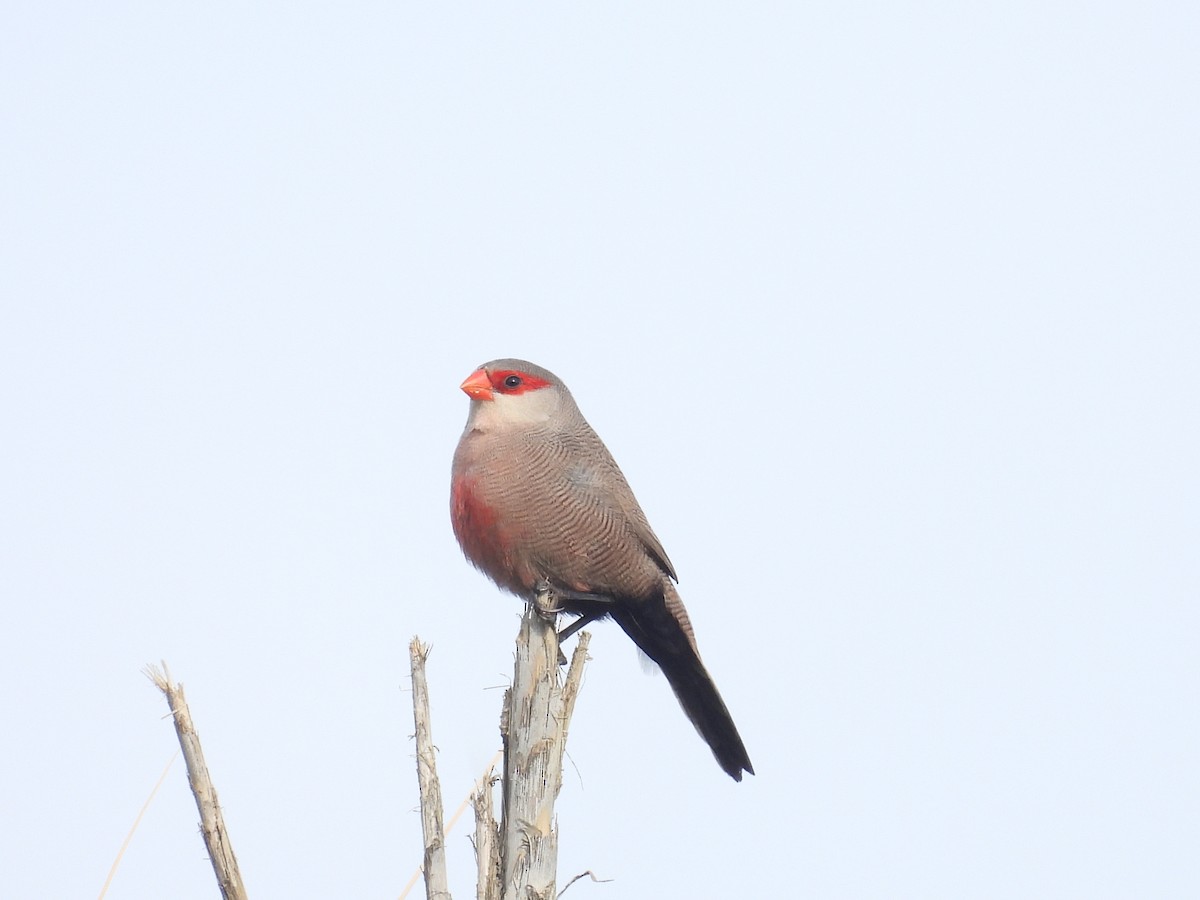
[477, 391, 557, 428]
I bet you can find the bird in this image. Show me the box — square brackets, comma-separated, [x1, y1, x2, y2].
[450, 358, 753, 781]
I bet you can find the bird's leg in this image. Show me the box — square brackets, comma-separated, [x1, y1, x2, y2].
[534, 580, 613, 664]
[552, 589, 616, 664]
[547, 585, 615, 606]
[533, 581, 613, 616]
[549, 611, 602, 667]
[556, 611, 601, 644]
[532, 582, 570, 666]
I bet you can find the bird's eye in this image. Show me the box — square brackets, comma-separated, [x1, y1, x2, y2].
[503, 375, 522, 389]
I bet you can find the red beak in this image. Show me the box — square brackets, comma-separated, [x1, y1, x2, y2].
[460, 368, 494, 401]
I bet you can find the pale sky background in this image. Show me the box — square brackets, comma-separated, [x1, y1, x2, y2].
[2, 3, 1197, 898]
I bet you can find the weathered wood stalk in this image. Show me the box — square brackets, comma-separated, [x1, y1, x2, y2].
[145, 663, 248, 900]
[496, 592, 590, 900]
[410, 639, 453, 900]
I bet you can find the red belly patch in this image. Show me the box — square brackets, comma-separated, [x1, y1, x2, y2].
[451, 478, 526, 594]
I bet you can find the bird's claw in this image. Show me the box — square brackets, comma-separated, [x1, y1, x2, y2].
[531, 582, 570, 665]
[532, 580, 563, 618]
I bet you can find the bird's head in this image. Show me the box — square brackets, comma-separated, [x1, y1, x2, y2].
[459, 359, 572, 428]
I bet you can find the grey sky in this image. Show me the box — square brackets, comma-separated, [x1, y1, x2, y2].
[2, 3, 1197, 898]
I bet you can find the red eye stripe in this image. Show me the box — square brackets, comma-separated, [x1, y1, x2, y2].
[488, 369, 552, 394]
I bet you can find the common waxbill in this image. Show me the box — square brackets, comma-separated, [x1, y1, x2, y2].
[450, 358, 753, 780]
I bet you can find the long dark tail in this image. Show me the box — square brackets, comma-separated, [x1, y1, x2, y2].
[609, 588, 754, 781]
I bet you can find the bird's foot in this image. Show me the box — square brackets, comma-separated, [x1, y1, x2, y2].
[532, 580, 563, 618]
[533, 581, 611, 616]
[533, 580, 608, 665]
